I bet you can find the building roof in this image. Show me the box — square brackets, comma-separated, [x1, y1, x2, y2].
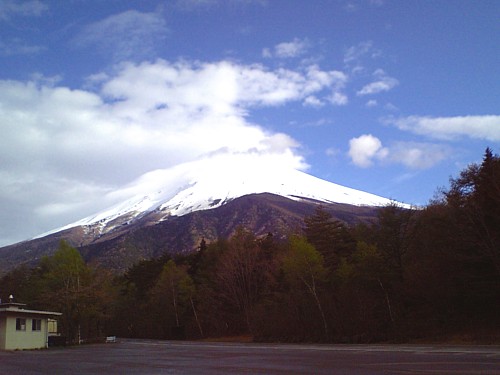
[0, 302, 61, 317]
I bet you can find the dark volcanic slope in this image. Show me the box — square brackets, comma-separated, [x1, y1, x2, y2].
[79, 193, 380, 272]
[0, 193, 380, 275]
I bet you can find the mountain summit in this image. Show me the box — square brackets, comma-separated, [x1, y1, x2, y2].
[36, 154, 397, 240]
[0, 154, 404, 274]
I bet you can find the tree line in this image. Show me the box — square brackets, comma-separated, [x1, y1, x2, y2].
[1, 148, 499, 343]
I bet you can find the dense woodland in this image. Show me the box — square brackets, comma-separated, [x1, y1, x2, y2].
[1, 149, 499, 344]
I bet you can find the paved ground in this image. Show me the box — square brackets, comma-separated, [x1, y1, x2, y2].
[1, 338, 499, 374]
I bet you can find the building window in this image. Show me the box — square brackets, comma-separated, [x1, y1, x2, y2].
[32, 319, 42, 331]
[16, 318, 26, 331]
[48, 319, 58, 335]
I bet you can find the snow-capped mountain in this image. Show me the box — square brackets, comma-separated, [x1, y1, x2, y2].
[36, 154, 401, 241]
[0, 154, 409, 275]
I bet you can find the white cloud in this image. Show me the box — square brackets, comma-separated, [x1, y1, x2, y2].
[348, 135, 450, 169]
[261, 44, 348, 106]
[386, 115, 500, 141]
[357, 69, 398, 95]
[303, 65, 348, 106]
[389, 142, 450, 169]
[275, 38, 309, 58]
[74, 10, 168, 61]
[29, 73, 62, 86]
[329, 92, 348, 106]
[305, 65, 347, 92]
[0, 58, 351, 245]
[348, 134, 388, 167]
[303, 95, 324, 107]
[366, 99, 377, 107]
[263, 38, 310, 59]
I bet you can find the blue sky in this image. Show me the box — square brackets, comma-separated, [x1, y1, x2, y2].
[0, 0, 499, 246]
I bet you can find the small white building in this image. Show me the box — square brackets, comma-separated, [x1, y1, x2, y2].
[0, 299, 61, 350]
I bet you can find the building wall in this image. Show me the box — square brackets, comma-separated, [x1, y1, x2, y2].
[0, 318, 6, 349]
[1, 316, 48, 350]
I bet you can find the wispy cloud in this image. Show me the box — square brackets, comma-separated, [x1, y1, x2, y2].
[176, 0, 267, 11]
[228, 62, 348, 107]
[0, 38, 45, 56]
[343, 0, 385, 12]
[389, 142, 450, 169]
[263, 38, 310, 59]
[328, 92, 348, 106]
[344, 41, 374, 65]
[0, 0, 48, 20]
[343, 41, 382, 68]
[73, 10, 168, 62]
[174, 0, 218, 10]
[303, 64, 348, 106]
[0, 1, 48, 57]
[303, 96, 324, 108]
[357, 69, 398, 95]
[385, 115, 500, 141]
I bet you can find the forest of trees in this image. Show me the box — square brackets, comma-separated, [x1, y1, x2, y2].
[1, 148, 499, 344]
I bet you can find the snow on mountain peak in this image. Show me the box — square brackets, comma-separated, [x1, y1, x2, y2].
[34, 153, 403, 239]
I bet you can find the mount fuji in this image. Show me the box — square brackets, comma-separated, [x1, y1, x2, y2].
[0, 154, 405, 274]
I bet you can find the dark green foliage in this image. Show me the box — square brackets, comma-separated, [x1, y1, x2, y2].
[0, 265, 35, 304]
[304, 206, 356, 269]
[437, 148, 500, 329]
[123, 254, 171, 298]
[447, 147, 500, 275]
